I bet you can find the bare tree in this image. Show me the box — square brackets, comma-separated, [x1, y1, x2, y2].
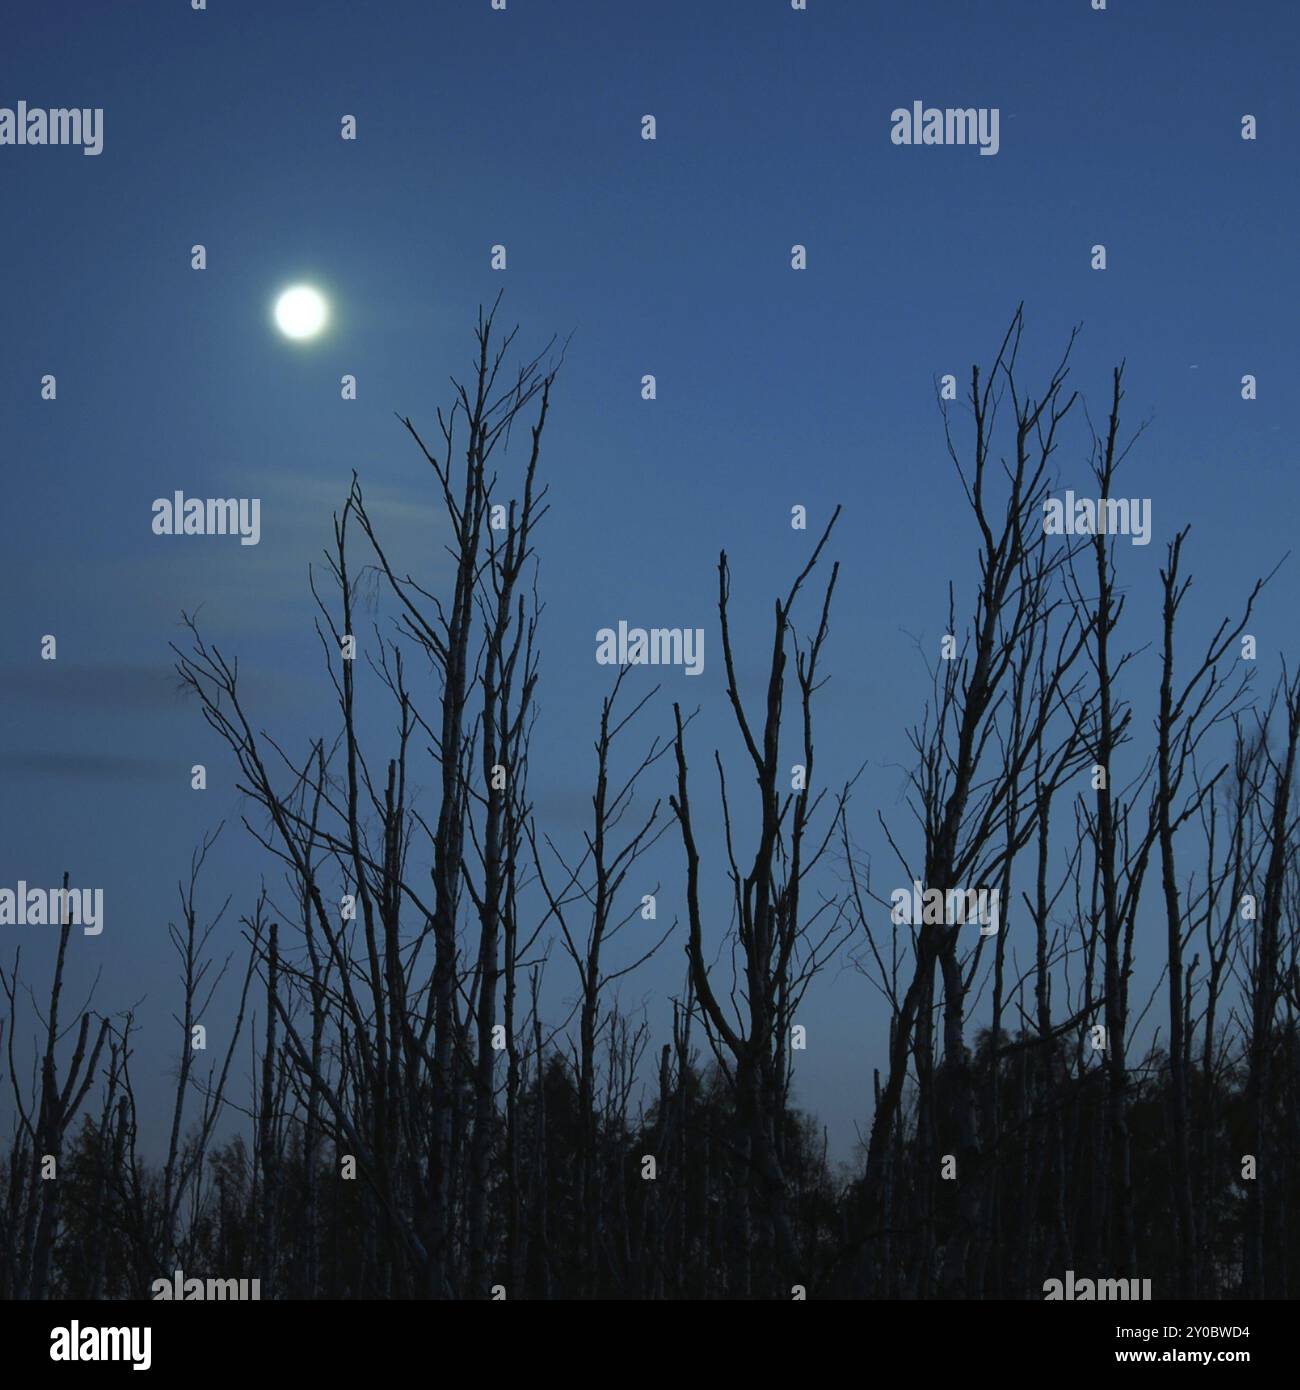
[670, 507, 849, 1296]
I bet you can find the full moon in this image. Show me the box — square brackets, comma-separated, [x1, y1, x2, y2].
[274, 285, 328, 340]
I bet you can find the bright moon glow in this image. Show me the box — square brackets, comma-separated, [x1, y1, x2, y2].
[274, 285, 328, 339]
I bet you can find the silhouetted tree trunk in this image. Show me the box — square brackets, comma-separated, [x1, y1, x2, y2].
[671, 508, 847, 1297]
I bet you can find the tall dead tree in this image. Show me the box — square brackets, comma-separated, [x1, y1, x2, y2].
[530, 668, 674, 1294]
[860, 309, 1091, 1295]
[175, 299, 560, 1298]
[670, 506, 849, 1297]
[1153, 527, 1263, 1295]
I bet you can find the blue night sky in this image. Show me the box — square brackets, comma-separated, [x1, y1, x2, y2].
[1, 0, 1296, 1164]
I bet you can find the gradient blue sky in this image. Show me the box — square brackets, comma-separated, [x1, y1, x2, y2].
[1, 0, 1296, 1163]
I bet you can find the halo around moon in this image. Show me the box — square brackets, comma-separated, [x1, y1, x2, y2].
[274, 285, 328, 340]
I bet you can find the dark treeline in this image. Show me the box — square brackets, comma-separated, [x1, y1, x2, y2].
[3, 303, 1299, 1300]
